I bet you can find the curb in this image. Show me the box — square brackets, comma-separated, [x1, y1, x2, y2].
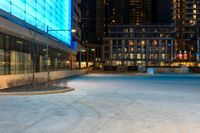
[0, 87, 75, 96]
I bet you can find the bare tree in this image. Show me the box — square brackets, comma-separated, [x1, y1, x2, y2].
[29, 29, 38, 86]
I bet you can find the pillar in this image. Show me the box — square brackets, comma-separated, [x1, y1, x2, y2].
[165, 40, 168, 61]
[158, 40, 162, 65]
[197, 39, 200, 61]
[79, 51, 82, 69]
[122, 40, 125, 65]
[110, 40, 113, 66]
[171, 40, 174, 62]
[146, 40, 150, 66]
[134, 40, 137, 65]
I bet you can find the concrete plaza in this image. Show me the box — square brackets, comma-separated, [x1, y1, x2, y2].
[0, 74, 200, 133]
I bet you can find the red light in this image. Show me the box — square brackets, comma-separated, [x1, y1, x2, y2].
[183, 51, 188, 60]
[178, 53, 183, 59]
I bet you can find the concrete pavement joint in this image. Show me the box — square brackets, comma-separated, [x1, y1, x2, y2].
[94, 97, 139, 133]
[22, 114, 53, 133]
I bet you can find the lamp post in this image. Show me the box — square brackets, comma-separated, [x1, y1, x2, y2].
[46, 26, 76, 83]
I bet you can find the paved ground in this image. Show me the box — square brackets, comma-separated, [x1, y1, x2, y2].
[0, 74, 200, 133]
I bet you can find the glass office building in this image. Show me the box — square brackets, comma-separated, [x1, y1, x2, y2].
[0, 0, 72, 45]
[0, 0, 76, 75]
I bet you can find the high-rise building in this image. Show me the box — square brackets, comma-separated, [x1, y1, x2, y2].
[103, 0, 152, 25]
[96, 0, 105, 41]
[101, 0, 152, 37]
[73, 0, 82, 42]
[143, 0, 152, 24]
[129, 0, 152, 24]
[80, 0, 97, 44]
[94, 0, 155, 41]
[79, 0, 103, 68]
[73, 0, 87, 69]
[81, 0, 200, 68]
[152, 0, 172, 24]
[102, 0, 200, 67]
[173, 0, 200, 61]
[103, 0, 127, 25]
[173, 0, 200, 26]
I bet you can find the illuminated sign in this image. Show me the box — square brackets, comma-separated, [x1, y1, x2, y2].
[0, 0, 72, 45]
[177, 51, 188, 60]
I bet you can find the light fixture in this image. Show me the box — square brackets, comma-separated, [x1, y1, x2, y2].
[71, 29, 77, 33]
[17, 40, 23, 44]
[141, 40, 145, 45]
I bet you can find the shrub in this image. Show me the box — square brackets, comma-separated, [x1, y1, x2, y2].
[7, 77, 46, 88]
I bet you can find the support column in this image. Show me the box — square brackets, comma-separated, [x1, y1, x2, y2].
[79, 49, 82, 69]
[158, 40, 162, 65]
[110, 40, 113, 66]
[174, 40, 177, 60]
[128, 40, 130, 60]
[86, 45, 89, 68]
[171, 40, 174, 62]
[165, 40, 168, 61]
[134, 40, 137, 65]
[70, 55, 73, 70]
[153, 40, 156, 61]
[197, 39, 200, 61]
[122, 40, 125, 66]
[141, 40, 143, 62]
[146, 40, 150, 66]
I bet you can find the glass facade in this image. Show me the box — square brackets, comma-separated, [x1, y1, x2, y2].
[0, 0, 72, 45]
[0, 32, 72, 75]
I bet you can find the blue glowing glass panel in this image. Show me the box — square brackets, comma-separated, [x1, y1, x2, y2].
[0, 0, 72, 46]
[72, 41, 77, 51]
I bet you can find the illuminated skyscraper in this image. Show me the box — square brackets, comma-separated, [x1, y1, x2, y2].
[173, 0, 200, 26]
[129, 0, 152, 24]
[103, 0, 152, 25]
[173, 0, 200, 61]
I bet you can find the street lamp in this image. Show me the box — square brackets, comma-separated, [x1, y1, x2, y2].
[71, 29, 77, 33]
[46, 26, 76, 83]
